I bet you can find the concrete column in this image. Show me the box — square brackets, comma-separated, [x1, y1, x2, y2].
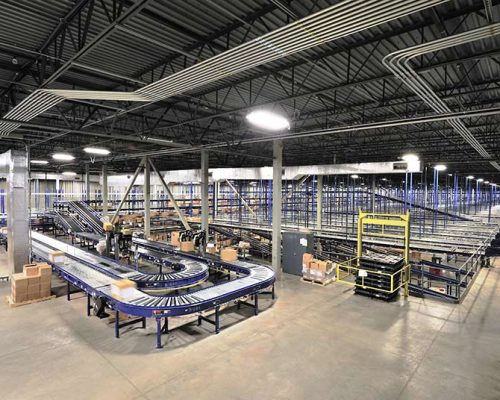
[85, 164, 90, 201]
[144, 156, 151, 238]
[0, 150, 29, 274]
[272, 140, 283, 273]
[316, 175, 323, 229]
[102, 164, 108, 217]
[201, 150, 209, 240]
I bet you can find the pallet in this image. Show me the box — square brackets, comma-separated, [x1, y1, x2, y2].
[5, 295, 56, 308]
[301, 277, 334, 286]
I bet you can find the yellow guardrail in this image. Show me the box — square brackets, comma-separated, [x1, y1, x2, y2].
[336, 257, 411, 294]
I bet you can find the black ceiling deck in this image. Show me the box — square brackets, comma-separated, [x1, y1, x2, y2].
[0, 0, 499, 176]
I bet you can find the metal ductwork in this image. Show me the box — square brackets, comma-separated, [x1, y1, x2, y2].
[0, 0, 447, 137]
[383, 23, 500, 170]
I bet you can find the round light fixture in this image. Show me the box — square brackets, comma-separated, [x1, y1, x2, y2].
[351, 174, 359, 179]
[53, 153, 75, 161]
[84, 147, 110, 155]
[62, 171, 77, 176]
[402, 153, 419, 162]
[484, 181, 490, 184]
[246, 110, 290, 131]
[466, 175, 474, 179]
[477, 178, 484, 182]
[30, 160, 48, 165]
[434, 164, 447, 171]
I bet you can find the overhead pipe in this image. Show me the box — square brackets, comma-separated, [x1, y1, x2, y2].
[0, 0, 447, 138]
[95, 106, 500, 162]
[382, 23, 500, 170]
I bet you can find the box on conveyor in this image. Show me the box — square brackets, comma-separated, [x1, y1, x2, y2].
[48, 251, 65, 264]
[111, 279, 137, 301]
[180, 241, 195, 252]
[220, 247, 238, 262]
[238, 241, 250, 250]
[206, 243, 217, 254]
[171, 231, 180, 247]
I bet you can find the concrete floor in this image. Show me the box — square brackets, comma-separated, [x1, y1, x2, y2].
[0, 261, 499, 400]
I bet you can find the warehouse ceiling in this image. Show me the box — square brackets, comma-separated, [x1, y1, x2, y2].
[1, 0, 500, 177]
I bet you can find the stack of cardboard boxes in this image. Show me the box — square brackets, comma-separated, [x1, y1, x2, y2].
[302, 253, 335, 284]
[10, 263, 52, 304]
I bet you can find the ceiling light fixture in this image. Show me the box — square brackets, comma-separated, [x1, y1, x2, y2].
[62, 171, 77, 176]
[434, 164, 447, 171]
[477, 178, 484, 182]
[351, 174, 359, 179]
[83, 147, 111, 155]
[30, 160, 48, 165]
[484, 181, 490, 184]
[466, 175, 474, 179]
[52, 153, 75, 161]
[402, 153, 419, 162]
[246, 110, 290, 131]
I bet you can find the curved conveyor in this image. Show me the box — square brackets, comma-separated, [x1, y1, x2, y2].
[31, 231, 275, 320]
[130, 245, 209, 289]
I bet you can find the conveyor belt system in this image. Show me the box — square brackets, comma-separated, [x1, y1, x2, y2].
[31, 232, 275, 319]
[67, 201, 104, 235]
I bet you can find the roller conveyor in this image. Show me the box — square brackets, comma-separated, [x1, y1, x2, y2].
[31, 231, 275, 319]
[67, 201, 104, 235]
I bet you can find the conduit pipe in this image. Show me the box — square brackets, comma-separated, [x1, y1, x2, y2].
[383, 23, 500, 170]
[0, 0, 447, 137]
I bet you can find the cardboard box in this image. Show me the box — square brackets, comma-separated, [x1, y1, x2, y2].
[23, 265, 39, 277]
[180, 241, 195, 252]
[12, 292, 28, 303]
[38, 263, 52, 277]
[238, 241, 250, 250]
[27, 283, 41, 293]
[206, 243, 216, 254]
[48, 251, 65, 263]
[171, 231, 180, 247]
[302, 253, 314, 269]
[28, 275, 40, 288]
[309, 261, 319, 270]
[40, 288, 51, 298]
[111, 279, 137, 300]
[221, 247, 238, 262]
[11, 273, 29, 290]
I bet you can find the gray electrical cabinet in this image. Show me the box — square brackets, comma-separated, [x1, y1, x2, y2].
[282, 231, 314, 276]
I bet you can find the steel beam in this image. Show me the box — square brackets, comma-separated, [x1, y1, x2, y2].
[201, 150, 209, 240]
[272, 140, 283, 274]
[144, 156, 151, 238]
[316, 175, 323, 229]
[102, 164, 108, 216]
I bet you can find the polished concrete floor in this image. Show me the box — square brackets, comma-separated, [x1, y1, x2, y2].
[0, 259, 499, 400]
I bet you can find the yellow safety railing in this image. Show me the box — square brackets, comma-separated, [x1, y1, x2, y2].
[336, 209, 411, 296]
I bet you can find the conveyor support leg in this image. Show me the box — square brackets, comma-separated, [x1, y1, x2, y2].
[115, 311, 120, 339]
[156, 317, 163, 349]
[87, 294, 91, 317]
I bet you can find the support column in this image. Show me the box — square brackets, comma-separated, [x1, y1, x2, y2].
[144, 156, 151, 238]
[0, 150, 29, 274]
[272, 140, 283, 274]
[85, 164, 90, 201]
[316, 175, 323, 229]
[102, 164, 108, 217]
[201, 150, 209, 240]
[372, 175, 376, 212]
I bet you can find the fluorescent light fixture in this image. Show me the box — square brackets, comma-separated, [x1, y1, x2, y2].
[351, 174, 359, 179]
[477, 178, 484, 182]
[246, 110, 290, 131]
[466, 175, 474, 179]
[448, 174, 453, 177]
[381, 178, 388, 181]
[84, 147, 111, 155]
[484, 181, 490, 184]
[62, 171, 77, 176]
[434, 164, 447, 171]
[402, 153, 419, 162]
[53, 153, 75, 161]
[30, 160, 48, 165]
